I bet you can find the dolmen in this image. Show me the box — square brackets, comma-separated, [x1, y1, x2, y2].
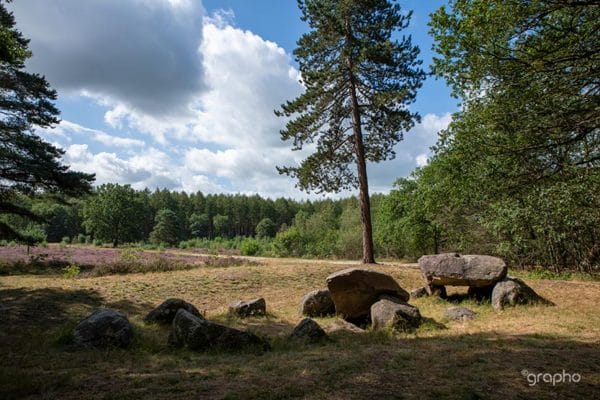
[419, 253, 507, 295]
[416, 253, 550, 310]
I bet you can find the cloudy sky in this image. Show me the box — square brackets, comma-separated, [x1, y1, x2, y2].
[10, 0, 456, 198]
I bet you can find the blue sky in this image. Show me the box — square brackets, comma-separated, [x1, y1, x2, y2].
[10, 0, 456, 198]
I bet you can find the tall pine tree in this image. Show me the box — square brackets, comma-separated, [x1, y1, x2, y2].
[277, 0, 425, 263]
[0, 1, 94, 241]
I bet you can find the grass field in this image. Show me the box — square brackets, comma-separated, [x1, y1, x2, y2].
[1, 245, 599, 399]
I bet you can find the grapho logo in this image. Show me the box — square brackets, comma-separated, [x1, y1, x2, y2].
[521, 369, 582, 386]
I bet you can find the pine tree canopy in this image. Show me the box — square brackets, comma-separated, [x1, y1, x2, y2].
[0, 1, 94, 241]
[276, 0, 425, 193]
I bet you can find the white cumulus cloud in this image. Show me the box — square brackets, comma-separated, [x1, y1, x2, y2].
[13, 2, 453, 198]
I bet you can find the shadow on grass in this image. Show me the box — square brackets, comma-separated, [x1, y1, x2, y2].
[0, 287, 104, 331]
[2, 329, 598, 400]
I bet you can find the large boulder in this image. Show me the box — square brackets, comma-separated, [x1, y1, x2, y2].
[169, 309, 270, 352]
[291, 318, 327, 342]
[326, 268, 409, 323]
[144, 298, 203, 325]
[419, 253, 507, 288]
[491, 276, 549, 311]
[370, 296, 422, 331]
[299, 289, 335, 317]
[73, 308, 133, 348]
[228, 298, 266, 318]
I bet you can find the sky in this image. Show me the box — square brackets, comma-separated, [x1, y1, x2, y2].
[10, 0, 456, 199]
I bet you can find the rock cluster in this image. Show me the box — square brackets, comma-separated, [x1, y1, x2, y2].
[72, 297, 271, 352]
[71, 259, 550, 354]
[325, 267, 410, 324]
[297, 267, 421, 332]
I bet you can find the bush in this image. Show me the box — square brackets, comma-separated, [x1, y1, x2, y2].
[273, 226, 306, 257]
[240, 238, 261, 256]
[93, 239, 103, 247]
[61, 236, 71, 245]
[61, 264, 80, 278]
[77, 234, 86, 244]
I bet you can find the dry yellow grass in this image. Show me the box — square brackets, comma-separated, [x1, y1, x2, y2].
[1, 255, 599, 399]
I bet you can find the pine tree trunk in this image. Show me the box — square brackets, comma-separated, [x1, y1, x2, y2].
[349, 75, 375, 264]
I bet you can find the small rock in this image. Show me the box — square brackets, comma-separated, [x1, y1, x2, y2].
[144, 298, 203, 324]
[291, 318, 327, 342]
[326, 268, 409, 323]
[410, 286, 429, 299]
[370, 296, 422, 332]
[299, 289, 335, 317]
[228, 298, 266, 318]
[170, 309, 270, 352]
[492, 276, 550, 311]
[444, 306, 477, 321]
[73, 308, 133, 348]
[419, 253, 507, 288]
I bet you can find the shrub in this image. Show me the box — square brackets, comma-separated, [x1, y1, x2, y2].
[77, 234, 86, 244]
[240, 238, 261, 256]
[119, 248, 143, 265]
[93, 239, 103, 247]
[61, 236, 71, 245]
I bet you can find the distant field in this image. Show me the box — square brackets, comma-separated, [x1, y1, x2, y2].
[0, 245, 599, 399]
